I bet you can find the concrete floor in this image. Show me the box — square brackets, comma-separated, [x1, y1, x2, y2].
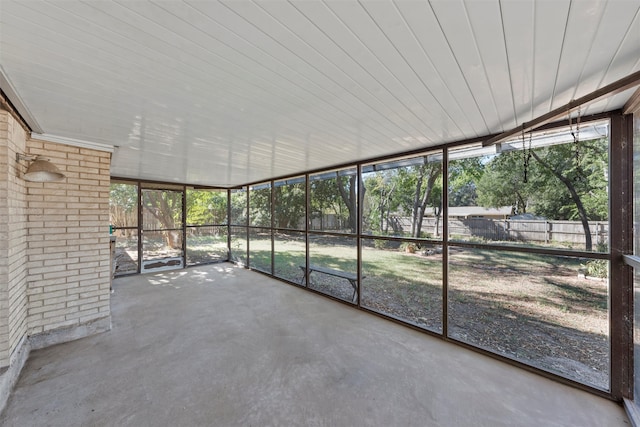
[1, 264, 630, 426]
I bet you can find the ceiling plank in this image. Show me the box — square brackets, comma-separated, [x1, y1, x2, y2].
[484, 69, 640, 146]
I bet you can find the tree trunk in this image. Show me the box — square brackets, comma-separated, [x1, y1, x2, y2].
[380, 181, 396, 233]
[379, 196, 385, 233]
[384, 204, 391, 233]
[413, 164, 441, 238]
[415, 167, 440, 238]
[336, 175, 361, 233]
[515, 191, 527, 214]
[411, 174, 423, 238]
[145, 192, 182, 249]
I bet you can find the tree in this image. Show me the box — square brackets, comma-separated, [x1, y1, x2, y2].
[477, 150, 535, 215]
[310, 173, 360, 233]
[362, 172, 399, 234]
[109, 183, 137, 228]
[230, 189, 247, 225]
[310, 179, 339, 231]
[143, 190, 183, 249]
[186, 190, 227, 225]
[365, 160, 442, 238]
[529, 139, 608, 251]
[474, 138, 608, 251]
[274, 182, 305, 229]
[393, 162, 442, 238]
[448, 158, 484, 207]
[249, 186, 271, 227]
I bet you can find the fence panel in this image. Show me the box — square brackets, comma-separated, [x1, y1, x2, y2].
[389, 216, 608, 249]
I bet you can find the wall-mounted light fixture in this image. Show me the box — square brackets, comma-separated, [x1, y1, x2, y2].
[16, 153, 65, 182]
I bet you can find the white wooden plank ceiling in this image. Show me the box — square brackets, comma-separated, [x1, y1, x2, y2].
[0, 0, 638, 186]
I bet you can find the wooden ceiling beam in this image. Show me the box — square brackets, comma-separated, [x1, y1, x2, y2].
[622, 86, 640, 115]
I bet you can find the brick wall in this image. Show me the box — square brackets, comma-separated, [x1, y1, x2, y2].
[0, 112, 7, 366]
[6, 114, 28, 362]
[0, 111, 28, 367]
[0, 109, 112, 369]
[25, 139, 111, 336]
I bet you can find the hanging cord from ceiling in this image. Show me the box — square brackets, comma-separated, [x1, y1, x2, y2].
[568, 105, 585, 182]
[521, 126, 532, 184]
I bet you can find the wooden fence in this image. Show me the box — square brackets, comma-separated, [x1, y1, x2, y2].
[391, 216, 608, 248]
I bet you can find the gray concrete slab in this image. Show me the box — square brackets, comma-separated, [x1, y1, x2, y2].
[1, 264, 630, 426]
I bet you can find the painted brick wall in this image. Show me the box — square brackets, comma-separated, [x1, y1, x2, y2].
[0, 111, 12, 366]
[6, 114, 28, 361]
[0, 110, 28, 368]
[0, 109, 112, 369]
[25, 139, 111, 335]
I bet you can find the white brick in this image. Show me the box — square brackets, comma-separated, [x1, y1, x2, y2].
[29, 302, 66, 315]
[79, 312, 107, 324]
[28, 289, 67, 302]
[79, 300, 105, 311]
[43, 307, 77, 319]
[43, 319, 78, 332]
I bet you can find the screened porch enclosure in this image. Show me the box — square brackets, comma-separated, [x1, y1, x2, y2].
[110, 115, 621, 396]
[110, 184, 229, 275]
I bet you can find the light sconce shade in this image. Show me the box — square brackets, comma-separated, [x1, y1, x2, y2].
[16, 153, 65, 182]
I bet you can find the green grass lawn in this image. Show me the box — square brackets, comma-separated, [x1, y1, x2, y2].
[187, 234, 228, 265]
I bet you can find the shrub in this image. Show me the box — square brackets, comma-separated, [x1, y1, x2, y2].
[374, 239, 388, 250]
[400, 242, 418, 253]
[583, 259, 608, 279]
